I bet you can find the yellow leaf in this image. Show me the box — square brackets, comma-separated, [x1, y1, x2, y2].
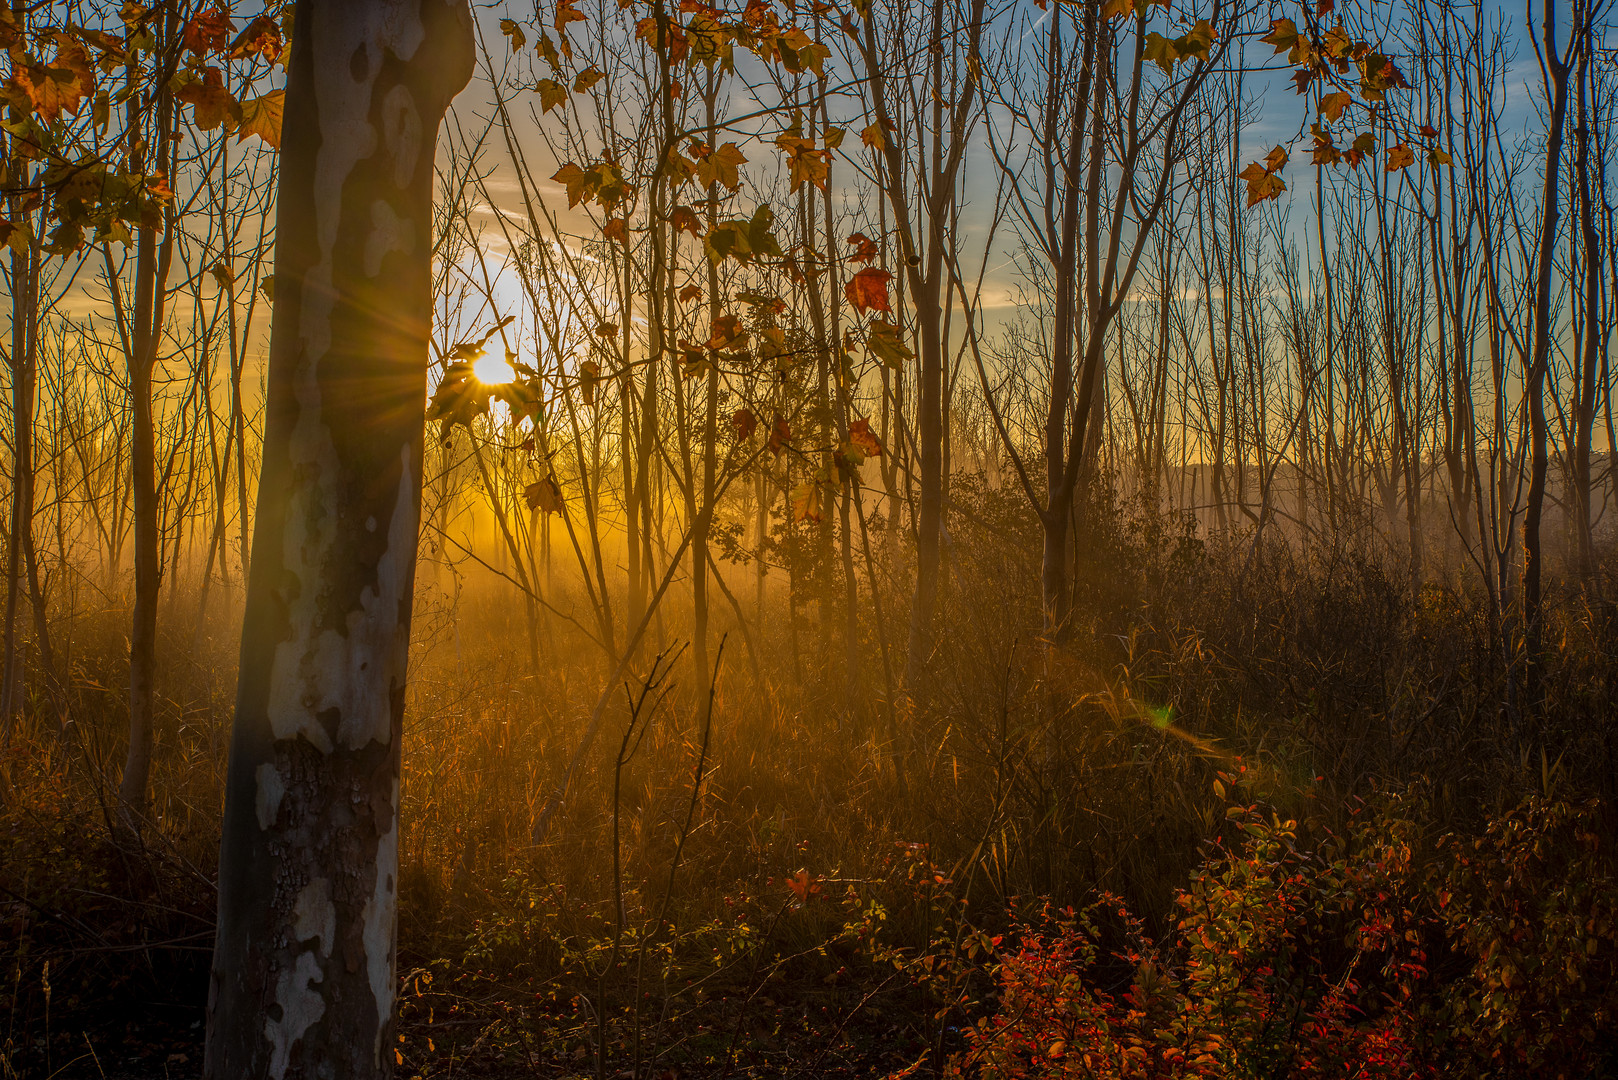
[1385, 142, 1414, 171]
[499, 18, 526, 51]
[536, 78, 567, 114]
[861, 122, 885, 150]
[573, 66, 604, 93]
[235, 89, 284, 148]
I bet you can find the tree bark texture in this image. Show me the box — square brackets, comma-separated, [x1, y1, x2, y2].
[205, 2, 472, 1077]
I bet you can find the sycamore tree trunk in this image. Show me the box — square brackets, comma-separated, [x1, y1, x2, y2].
[204, 2, 472, 1077]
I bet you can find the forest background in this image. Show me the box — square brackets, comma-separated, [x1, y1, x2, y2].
[2, 0, 1617, 1076]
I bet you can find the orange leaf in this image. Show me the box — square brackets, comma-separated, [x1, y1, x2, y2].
[846, 232, 879, 264]
[184, 6, 231, 55]
[733, 408, 757, 440]
[1385, 142, 1414, 171]
[848, 418, 882, 458]
[845, 266, 892, 314]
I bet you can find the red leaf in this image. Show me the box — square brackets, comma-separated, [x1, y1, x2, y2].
[845, 266, 892, 314]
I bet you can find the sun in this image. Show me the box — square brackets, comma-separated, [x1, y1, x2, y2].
[474, 352, 516, 385]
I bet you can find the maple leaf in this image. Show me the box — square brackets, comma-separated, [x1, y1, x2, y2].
[785, 869, 823, 903]
[228, 15, 283, 62]
[178, 67, 239, 132]
[861, 122, 885, 150]
[1419, 123, 1439, 138]
[536, 32, 561, 70]
[578, 359, 600, 406]
[678, 284, 703, 304]
[1264, 145, 1289, 172]
[1427, 146, 1452, 167]
[670, 205, 704, 239]
[866, 318, 912, 367]
[552, 162, 594, 207]
[1143, 32, 1176, 74]
[695, 141, 747, 192]
[847, 232, 880, 264]
[845, 266, 892, 314]
[594, 322, 618, 338]
[790, 481, 822, 523]
[1260, 18, 1298, 55]
[500, 18, 527, 50]
[209, 259, 235, 292]
[777, 130, 829, 193]
[574, 66, 605, 93]
[1384, 142, 1414, 171]
[1318, 91, 1353, 123]
[602, 218, 629, 244]
[848, 418, 882, 458]
[555, 0, 586, 32]
[1176, 20, 1215, 64]
[235, 90, 284, 148]
[184, 6, 231, 55]
[768, 417, 791, 454]
[733, 408, 757, 440]
[1239, 162, 1286, 207]
[536, 78, 568, 114]
[525, 476, 564, 514]
[15, 43, 92, 123]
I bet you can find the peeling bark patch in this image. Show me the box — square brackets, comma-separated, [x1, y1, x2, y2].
[364, 198, 414, 278]
[255, 762, 286, 829]
[292, 878, 336, 958]
[380, 84, 421, 188]
[361, 778, 400, 1060]
[264, 950, 325, 1080]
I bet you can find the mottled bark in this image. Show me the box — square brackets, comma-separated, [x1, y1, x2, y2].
[205, 2, 472, 1077]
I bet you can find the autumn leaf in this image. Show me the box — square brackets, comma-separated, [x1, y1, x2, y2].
[670, 205, 703, 239]
[184, 6, 231, 55]
[573, 66, 605, 93]
[733, 408, 757, 440]
[594, 322, 618, 338]
[707, 313, 746, 347]
[861, 122, 885, 150]
[553, 162, 594, 207]
[177, 67, 239, 132]
[235, 90, 284, 148]
[209, 259, 235, 292]
[525, 476, 564, 514]
[776, 129, 829, 193]
[845, 266, 892, 314]
[1419, 123, 1439, 137]
[578, 359, 600, 406]
[602, 217, 629, 244]
[785, 869, 823, 903]
[1143, 33, 1175, 74]
[1427, 146, 1452, 167]
[768, 417, 791, 454]
[1239, 161, 1286, 206]
[1264, 145, 1289, 172]
[790, 481, 822, 523]
[866, 318, 912, 367]
[14, 59, 90, 123]
[1384, 142, 1414, 171]
[536, 78, 568, 113]
[228, 15, 283, 62]
[260, 275, 275, 303]
[848, 418, 882, 458]
[555, 0, 586, 32]
[695, 142, 747, 192]
[847, 232, 879, 264]
[1318, 91, 1352, 122]
[1260, 18, 1298, 55]
[500, 18, 527, 50]
[678, 284, 703, 304]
